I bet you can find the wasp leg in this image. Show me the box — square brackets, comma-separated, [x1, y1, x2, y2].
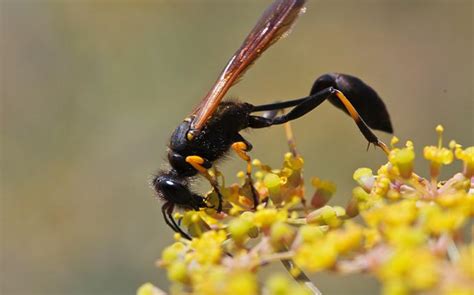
[161, 202, 191, 240]
[251, 97, 308, 112]
[185, 155, 224, 212]
[252, 73, 393, 134]
[161, 202, 178, 232]
[249, 87, 390, 154]
[166, 203, 192, 240]
[231, 135, 258, 209]
[185, 155, 212, 173]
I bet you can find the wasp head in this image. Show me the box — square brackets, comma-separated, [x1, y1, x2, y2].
[152, 170, 207, 210]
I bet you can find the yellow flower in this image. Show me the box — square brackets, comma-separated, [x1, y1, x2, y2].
[389, 146, 415, 179]
[436, 191, 468, 208]
[228, 218, 253, 245]
[181, 211, 211, 238]
[136, 283, 165, 295]
[424, 145, 453, 165]
[266, 273, 312, 295]
[192, 266, 226, 295]
[390, 136, 400, 147]
[327, 221, 363, 254]
[151, 127, 473, 295]
[353, 168, 375, 192]
[310, 177, 337, 208]
[362, 208, 384, 228]
[455, 146, 474, 178]
[345, 195, 360, 218]
[363, 200, 417, 229]
[306, 205, 345, 228]
[373, 175, 391, 198]
[298, 225, 325, 244]
[225, 271, 258, 295]
[161, 242, 186, 266]
[254, 208, 287, 229]
[386, 189, 401, 201]
[190, 230, 227, 265]
[264, 173, 282, 194]
[382, 279, 408, 295]
[443, 286, 474, 295]
[457, 244, 474, 278]
[270, 221, 296, 250]
[378, 248, 439, 291]
[407, 253, 439, 290]
[420, 205, 467, 235]
[363, 228, 381, 249]
[423, 125, 454, 180]
[167, 261, 188, 284]
[284, 152, 304, 170]
[352, 186, 370, 202]
[294, 240, 337, 271]
[385, 226, 427, 248]
[382, 200, 417, 227]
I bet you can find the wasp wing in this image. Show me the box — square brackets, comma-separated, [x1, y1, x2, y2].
[189, 0, 307, 135]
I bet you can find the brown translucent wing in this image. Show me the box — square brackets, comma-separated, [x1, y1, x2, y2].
[189, 0, 307, 134]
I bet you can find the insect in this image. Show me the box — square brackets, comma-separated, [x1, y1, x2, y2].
[152, 0, 393, 239]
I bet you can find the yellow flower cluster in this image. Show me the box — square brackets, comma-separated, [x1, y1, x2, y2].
[139, 126, 473, 295]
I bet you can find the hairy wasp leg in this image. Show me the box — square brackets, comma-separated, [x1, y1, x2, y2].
[161, 202, 191, 240]
[249, 87, 389, 154]
[185, 155, 224, 212]
[231, 135, 258, 209]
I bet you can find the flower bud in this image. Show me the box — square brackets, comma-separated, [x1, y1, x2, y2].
[345, 196, 359, 218]
[298, 225, 325, 243]
[389, 147, 415, 179]
[264, 173, 282, 203]
[136, 283, 166, 295]
[353, 168, 375, 192]
[270, 221, 296, 250]
[455, 146, 474, 178]
[167, 261, 188, 284]
[228, 218, 253, 245]
[306, 206, 344, 228]
[310, 177, 336, 208]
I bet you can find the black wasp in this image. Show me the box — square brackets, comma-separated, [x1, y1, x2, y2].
[152, 0, 393, 239]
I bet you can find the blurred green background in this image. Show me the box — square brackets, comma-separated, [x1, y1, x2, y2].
[1, 0, 472, 294]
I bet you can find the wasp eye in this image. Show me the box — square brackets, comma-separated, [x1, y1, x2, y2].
[168, 152, 196, 176]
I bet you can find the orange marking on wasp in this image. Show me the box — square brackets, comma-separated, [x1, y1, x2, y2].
[334, 90, 390, 155]
[232, 142, 250, 161]
[232, 142, 252, 174]
[231, 141, 258, 208]
[185, 155, 221, 191]
[334, 90, 360, 123]
[185, 155, 208, 174]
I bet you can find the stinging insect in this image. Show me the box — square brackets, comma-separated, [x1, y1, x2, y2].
[152, 0, 393, 239]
